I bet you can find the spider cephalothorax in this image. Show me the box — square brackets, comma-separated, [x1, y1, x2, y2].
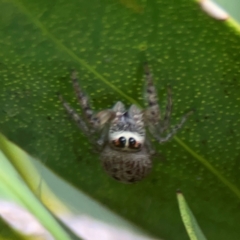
[59, 64, 192, 183]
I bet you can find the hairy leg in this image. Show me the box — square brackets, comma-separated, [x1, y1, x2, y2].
[144, 63, 161, 126]
[153, 110, 193, 143]
[59, 94, 110, 151]
[71, 71, 100, 128]
[161, 87, 173, 133]
[71, 70, 115, 129]
[59, 94, 90, 134]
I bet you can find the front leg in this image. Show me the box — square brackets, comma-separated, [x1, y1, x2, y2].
[144, 63, 161, 126]
[96, 126, 109, 151]
[161, 87, 173, 134]
[144, 63, 173, 134]
[59, 94, 90, 135]
[153, 110, 193, 143]
[59, 94, 115, 150]
[71, 71, 115, 129]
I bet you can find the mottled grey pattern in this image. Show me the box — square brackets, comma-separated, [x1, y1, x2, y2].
[101, 145, 152, 183]
[109, 103, 145, 137]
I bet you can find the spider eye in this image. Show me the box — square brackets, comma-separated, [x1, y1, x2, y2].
[129, 137, 136, 146]
[112, 136, 126, 148]
[129, 137, 141, 149]
[119, 136, 126, 147]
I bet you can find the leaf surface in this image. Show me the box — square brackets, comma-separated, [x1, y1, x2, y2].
[0, 0, 240, 239]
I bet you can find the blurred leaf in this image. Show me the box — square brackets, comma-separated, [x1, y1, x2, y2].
[0, 131, 70, 215]
[0, 137, 73, 240]
[0, 200, 52, 240]
[0, 0, 240, 239]
[0, 217, 28, 240]
[177, 191, 207, 240]
[214, 0, 240, 22]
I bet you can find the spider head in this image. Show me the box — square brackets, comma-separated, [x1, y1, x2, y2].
[109, 131, 144, 151]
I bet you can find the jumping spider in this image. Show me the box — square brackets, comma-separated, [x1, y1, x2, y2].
[59, 64, 192, 183]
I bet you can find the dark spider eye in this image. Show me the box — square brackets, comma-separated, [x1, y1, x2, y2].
[119, 136, 126, 147]
[129, 137, 141, 149]
[129, 137, 136, 146]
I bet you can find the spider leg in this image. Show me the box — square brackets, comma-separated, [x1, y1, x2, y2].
[154, 110, 193, 143]
[59, 94, 109, 151]
[59, 94, 90, 134]
[161, 87, 173, 133]
[71, 70, 115, 129]
[71, 70, 100, 128]
[96, 126, 109, 149]
[144, 63, 161, 126]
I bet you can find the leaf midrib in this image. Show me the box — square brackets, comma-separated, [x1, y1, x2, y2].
[11, 0, 240, 200]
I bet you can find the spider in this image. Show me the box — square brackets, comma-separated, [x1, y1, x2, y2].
[59, 64, 192, 183]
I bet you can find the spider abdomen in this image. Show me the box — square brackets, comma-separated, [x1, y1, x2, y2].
[100, 145, 152, 183]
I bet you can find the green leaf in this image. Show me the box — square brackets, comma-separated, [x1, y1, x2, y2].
[177, 191, 207, 240]
[0, 135, 73, 240]
[0, 131, 71, 215]
[0, 0, 240, 239]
